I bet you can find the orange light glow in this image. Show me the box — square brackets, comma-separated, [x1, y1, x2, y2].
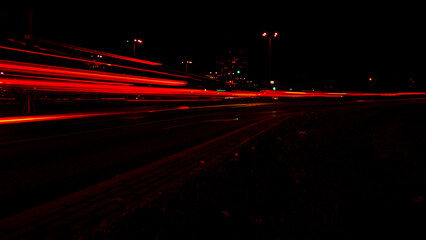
[0, 112, 121, 125]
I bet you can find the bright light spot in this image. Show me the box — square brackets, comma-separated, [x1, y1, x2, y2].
[262, 32, 267, 37]
[274, 32, 278, 37]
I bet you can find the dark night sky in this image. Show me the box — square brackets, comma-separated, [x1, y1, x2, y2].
[2, 3, 426, 90]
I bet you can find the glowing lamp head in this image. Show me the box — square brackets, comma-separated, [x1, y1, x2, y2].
[273, 32, 279, 38]
[262, 32, 268, 37]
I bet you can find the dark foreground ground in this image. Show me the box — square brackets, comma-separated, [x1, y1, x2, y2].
[89, 100, 426, 239]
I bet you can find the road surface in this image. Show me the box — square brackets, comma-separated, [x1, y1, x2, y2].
[0, 98, 425, 238]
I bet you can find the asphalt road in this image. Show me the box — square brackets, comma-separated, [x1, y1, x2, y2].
[1, 98, 425, 220]
[94, 97, 426, 239]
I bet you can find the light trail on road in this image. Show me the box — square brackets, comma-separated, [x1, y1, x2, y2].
[0, 45, 205, 82]
[0, 112, 114, 124]
[0, 102, 274, 125]
[1, 42, 426, 100]
[0, 60, 187, 87]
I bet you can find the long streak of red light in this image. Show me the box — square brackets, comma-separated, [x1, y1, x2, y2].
[261, 90, 426, 98]
[0, 111, 148, 125]
[1, 77, 249, 96]
[4, 74, 134, 86]
[0, 113, 110, 125]
[0, 45, 204, 81]
[1, 59, 426, 98]
[0, 60, 187, 86]
[31, 38, 163, 66]
[2, 76, 426, 98]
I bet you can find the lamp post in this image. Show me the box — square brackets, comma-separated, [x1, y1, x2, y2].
[127, 38, 143, 57]
[181, 60, 192, 72]
[262, 32, 279, 88]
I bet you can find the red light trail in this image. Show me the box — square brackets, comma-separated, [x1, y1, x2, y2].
[260, 90, 426, 98]
[2, 74, 426, 98]
[0, 112, 117, 125]
[1, 42, 426, 101]
[0, 60, 187, 87]
[0, 45, 204, 82]
[30, 38, 163, 66]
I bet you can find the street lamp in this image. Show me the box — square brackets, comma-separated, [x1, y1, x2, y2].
[127, 38, 143, 57]
[181, 60, 192, 72]
[262, 31, 279, 88]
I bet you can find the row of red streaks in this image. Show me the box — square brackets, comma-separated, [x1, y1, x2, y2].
[0, 60, 187, 87]
[262, 90, 426, 98]
[0, 45, 204, 82]
[29, 38, 163, 66]
[2, 76, 426, 98]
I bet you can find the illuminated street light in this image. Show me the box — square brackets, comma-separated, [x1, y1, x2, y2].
[127, 38, 143, 57]
[262, 31, 279, 89]
[181, 60, 192, 72]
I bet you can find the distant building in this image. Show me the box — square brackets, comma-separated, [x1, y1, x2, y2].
[215, 49, 254, 90]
